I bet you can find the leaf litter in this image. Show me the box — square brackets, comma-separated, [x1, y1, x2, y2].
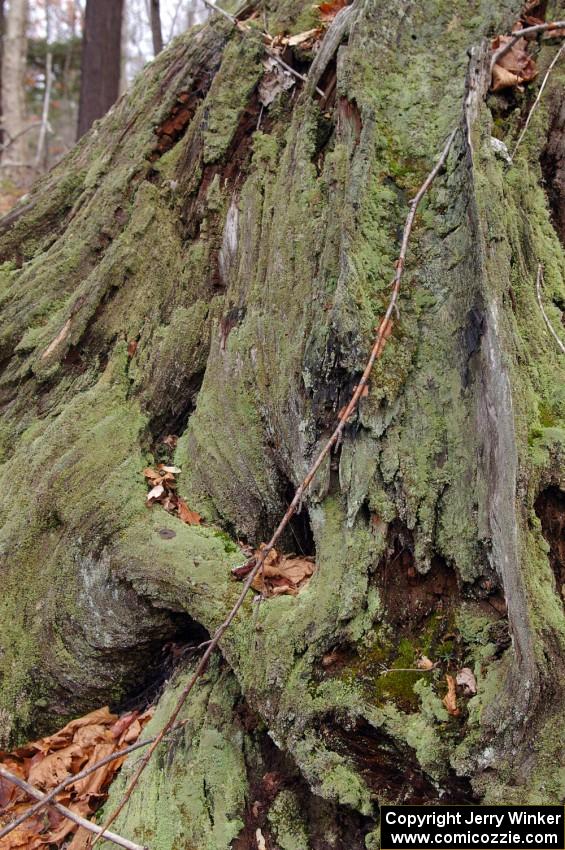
[490, 3, 565, 92]
[0, 706, 152, 849]
[143, 465, 202, 526]
[232, 545, 315, 597]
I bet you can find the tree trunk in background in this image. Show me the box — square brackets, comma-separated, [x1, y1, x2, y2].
[1, 0, 28, 178]
[0, 1, 564, 847]
[0, 0, 5, 149]
[150, 0, 163, 55]
[77, 0, 124, 138]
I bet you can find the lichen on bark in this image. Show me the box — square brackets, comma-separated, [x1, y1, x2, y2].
[0, 0, 564, 846]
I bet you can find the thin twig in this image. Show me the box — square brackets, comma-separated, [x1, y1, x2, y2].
[378, 667, 436, 675]
[92, 128, 457, 847]
[0, 734, 168, 840]
[200, 0, 325, 96]
[0, 121, 42, 153]
[490, 20, 565, 71]
[0, 766, 146, 850]
[536, 264, 565, 354]
[511, 42, 565, 160]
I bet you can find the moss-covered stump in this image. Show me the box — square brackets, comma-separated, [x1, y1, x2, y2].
[1, 0, 564, 845]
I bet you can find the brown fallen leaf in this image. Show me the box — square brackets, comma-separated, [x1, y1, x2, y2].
[442, 674, 461, 717]
[238, 546, 315, 597]
[143, 464, 203, 527]
[0, 705, 152, 849]
[491, 34, 537, 91]
[416, 655, 435, 671]
[177, 497, 202, 526]
[315, 0, 349, 22]
[456, 667, 477, 695]
[127, 339, 138, 357]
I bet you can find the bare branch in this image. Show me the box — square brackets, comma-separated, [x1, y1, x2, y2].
[536, 264, 565, 355]
[511, 42, 565, 160]
[92, 127, 457, 847]
[0, 765, 147, 850]
[0, 121, 42, 152]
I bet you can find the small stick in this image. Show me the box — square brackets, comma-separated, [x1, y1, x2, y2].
[511, 42, 565, 160]
[201, 0, 325, 97]
[0, 734, 167, 841]
[92, 128, 457, 847]
[490, 20, 565, 72]
[0, 765, 146, 850]
[378, 667, 436, 675]
[536, 264, 565, 354]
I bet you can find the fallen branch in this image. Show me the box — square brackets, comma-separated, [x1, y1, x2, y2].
[0, 765, 146, 850]
[92, 127, 457, 847]
[0, 733, 165, 841]
[511, 42, 565, 160]
[536, 264, 565, 354]
[490, 20, 565, 72]
[201, 0, 325, 96]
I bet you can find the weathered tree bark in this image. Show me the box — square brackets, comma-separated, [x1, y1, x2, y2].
[0, 0, 564, 847]
[149, 0, 164, 56]
[1, 0, 28, 177]
[77, 0, 124, 139]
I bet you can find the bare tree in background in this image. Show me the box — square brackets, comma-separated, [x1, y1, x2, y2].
[0, 0, 4, 149]
[149, 0, 163, 55]
[35, 0, 53, 170]
[77, 0, 124, 138]
[1, 0, 28, 176]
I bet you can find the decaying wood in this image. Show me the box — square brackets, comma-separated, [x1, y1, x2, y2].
[202, 0, 325, 96]
[92, 127, 457, 848]
[511, 42, 565, 160]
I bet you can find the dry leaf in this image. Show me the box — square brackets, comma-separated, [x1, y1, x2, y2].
[143, 464, 203, 526]
[127, 340, 138, 357]
[259, 57, 295, 106]
[177, 497, 202, 525]
[416, 655, 435, 670]
[315, 0, 349, 22]
[456, 667, 477, 695]
[0, 706, 151, 849]
[146, 483, 165, 503]
[491, 34, 537, 91]
[256, 827, 267, 850]
[241, 546, 315, 597]
[442, 674, 461, 716]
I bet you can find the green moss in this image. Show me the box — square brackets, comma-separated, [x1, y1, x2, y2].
[99, 661, 249, 850]
[202, 37, 263, 164]
[268, 790, 310, 850]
